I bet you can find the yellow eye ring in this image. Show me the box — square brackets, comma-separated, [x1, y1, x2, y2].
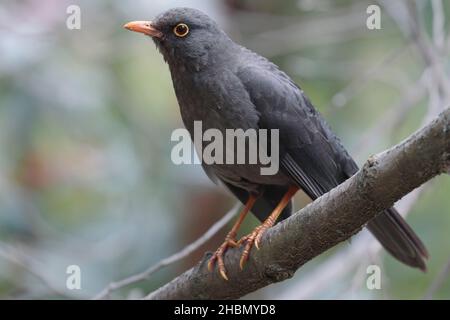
[173, 23, 189, 37]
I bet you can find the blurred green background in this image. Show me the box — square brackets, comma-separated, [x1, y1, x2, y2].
[0, 0, 449, 299]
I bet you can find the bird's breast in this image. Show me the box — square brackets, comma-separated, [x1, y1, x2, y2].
[172, 69, 260, 134]
[170, 70, 290, 189]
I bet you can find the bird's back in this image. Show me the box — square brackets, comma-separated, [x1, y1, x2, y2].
[236, 46, 359, 189]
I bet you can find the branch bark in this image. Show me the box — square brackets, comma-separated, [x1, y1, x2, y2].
[145, 108, 450, 300]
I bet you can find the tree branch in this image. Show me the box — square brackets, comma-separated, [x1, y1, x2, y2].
[93, 203, 240, 299]
[278, 184, 429, 299]
[145, 109, 450, 300]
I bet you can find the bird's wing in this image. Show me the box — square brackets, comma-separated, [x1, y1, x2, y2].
[236, 61, 358, 198]
[236, 56, 428, 270]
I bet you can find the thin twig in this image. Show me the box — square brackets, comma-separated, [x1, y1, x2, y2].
[0, 242, 71, 298]
[93, 203, 240, 300]
[431, 0, 445, 52]
[325, 45, 410, 110]
[404, 0, 450, 100]
[424, 255, 450, 299]
[246, 2, 373, 57]
[352, 73, 427, 159]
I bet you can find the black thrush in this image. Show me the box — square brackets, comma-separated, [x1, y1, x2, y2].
[124, 7, 428, 280]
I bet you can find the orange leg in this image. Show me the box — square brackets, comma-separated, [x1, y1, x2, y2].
[238, 185, 299, 270]
[208, 195, 257, 280]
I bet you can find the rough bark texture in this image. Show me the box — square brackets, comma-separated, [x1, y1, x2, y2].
[145, 109, 450, 300]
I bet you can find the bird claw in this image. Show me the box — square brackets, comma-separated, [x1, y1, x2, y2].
[238, 225, 269, 270]
[208, 224, 271, 278]
[207, 236, 238, 280]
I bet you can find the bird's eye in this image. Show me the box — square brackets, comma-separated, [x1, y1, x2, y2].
[173, 23, 189, 37]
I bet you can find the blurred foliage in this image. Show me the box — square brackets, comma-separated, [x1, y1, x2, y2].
[0, 0, 449, 299]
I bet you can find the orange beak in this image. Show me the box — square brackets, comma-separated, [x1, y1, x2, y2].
[123, 21, 163, 38]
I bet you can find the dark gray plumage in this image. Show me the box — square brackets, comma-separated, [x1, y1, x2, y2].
[126, 7, 428, 271]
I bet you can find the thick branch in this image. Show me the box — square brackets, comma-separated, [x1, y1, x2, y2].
[145, 109, 450, 300]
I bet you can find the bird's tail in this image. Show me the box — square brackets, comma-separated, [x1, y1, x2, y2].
[367, 207, 429, 271]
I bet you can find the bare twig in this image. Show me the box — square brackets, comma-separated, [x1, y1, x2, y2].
[0, 242, 71, 298]
[325, 45, 410, 110]
[388, 0, 450, 101]
[246, 2, 375, 57]
[353, 73, 427, 158]
[424, 255, 450, 299]
[93, 203, 240, 300]
[431, 0, 445, 52]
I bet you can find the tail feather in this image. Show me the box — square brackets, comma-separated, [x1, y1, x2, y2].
[367, 207, 428, 271]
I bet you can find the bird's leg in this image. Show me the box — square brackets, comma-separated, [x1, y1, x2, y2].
[207, 195, 257, 280]
[238, 185, 299, 270]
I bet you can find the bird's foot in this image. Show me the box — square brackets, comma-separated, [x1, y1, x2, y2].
[207, 233, 238, 280]
[238, 222, 272, 270]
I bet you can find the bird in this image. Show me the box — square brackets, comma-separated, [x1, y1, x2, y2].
[124, 7, 428, 280]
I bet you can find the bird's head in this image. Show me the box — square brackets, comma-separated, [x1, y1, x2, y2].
[124, 8, 232, 70]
